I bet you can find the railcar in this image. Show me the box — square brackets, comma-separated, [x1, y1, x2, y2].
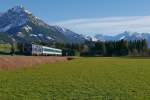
[22, 44, 62, 56]
[42, 46, 62, 56]
[32, 44, 43, 55]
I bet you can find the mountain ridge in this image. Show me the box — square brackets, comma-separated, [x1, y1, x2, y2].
[94, 31, 150, 47]
[0, 6, 86, 44]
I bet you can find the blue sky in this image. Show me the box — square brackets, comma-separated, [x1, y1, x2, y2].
[1, 0, 150, 35]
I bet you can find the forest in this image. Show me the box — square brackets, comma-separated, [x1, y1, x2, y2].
[0, 39, 149, 57]
[36, 39, 150, 57]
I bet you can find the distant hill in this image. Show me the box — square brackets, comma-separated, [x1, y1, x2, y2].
[0, 6, 86, 44]
[95, 31, 150, 47]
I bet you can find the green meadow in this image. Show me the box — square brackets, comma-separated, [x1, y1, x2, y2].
[0, 57, 150, 100]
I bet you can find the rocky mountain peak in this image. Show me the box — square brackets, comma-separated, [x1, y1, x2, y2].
[8, 5, 32, 15]
[0, 6, 86, 44]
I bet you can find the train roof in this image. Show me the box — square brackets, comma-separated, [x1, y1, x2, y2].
[32, 44, 62, 51]
[42, 46, 62, 51]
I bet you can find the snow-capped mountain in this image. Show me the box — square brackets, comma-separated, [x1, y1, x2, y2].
[95, 34, 113, 41]
[51, 26, 85, 43]
[95, 31, 150, 41]
[0, 6, 30, 32]
[95, 31, 150, 47]
[83, 34, 98, 41]
[0, 6, 86, 44]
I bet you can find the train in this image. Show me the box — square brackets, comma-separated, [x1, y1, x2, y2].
[22, 44, 62, 56]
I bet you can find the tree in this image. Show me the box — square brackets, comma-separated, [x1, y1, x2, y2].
[10, 38, 16, 56]
[141, 39, 148, 56]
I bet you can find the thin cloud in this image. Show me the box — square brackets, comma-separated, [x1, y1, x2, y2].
[52, 16, 150, 36]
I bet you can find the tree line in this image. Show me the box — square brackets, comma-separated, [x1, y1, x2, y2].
[80, 39, 149, 57]
[37, 39, 149, 57]
[4, 39, 150, 57]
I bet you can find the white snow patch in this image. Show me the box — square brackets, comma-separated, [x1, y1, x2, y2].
[23, 25, 32, 32]
[54, 26, 67, 33]
[84, 35, 98, 41]
[35, 16, 40, 20]
[38, 34, 43, 37]
[90, 36, 98, 41]
[17, 32, 25, 37]
[30, 34, 38, 37]
[24, 9, 32, 14]
[46, 36, 54, 40]
[120, 36, 126, 40]
[0, 24, 13, 32]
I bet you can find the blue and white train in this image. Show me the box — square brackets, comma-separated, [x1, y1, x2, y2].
[23, 44, 62, 56]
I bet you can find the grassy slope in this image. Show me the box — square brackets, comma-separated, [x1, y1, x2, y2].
[0, 57, 150, 100]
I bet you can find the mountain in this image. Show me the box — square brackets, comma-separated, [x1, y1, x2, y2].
[95, 34, 113, 41]
[0, 6, 85, 44]
[0, 32, 12, 43]
[95, 31, 150, 47]
[0, 13, 2, 17]
[50, 26, 85, 43]
[83, 34, 98, 41]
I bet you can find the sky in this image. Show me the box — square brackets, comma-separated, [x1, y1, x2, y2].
[1, 0, 150, 35]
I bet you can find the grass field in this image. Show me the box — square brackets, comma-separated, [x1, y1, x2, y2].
[0, 57, 150, 100]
